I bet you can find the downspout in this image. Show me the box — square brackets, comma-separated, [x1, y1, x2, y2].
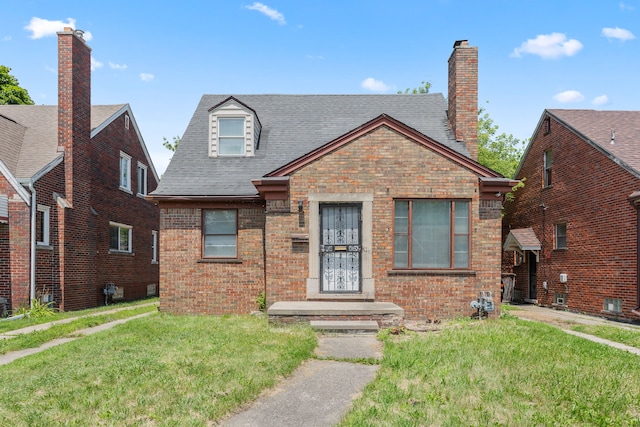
[633, 203, 640, 315]
[28, 181, 36, 309]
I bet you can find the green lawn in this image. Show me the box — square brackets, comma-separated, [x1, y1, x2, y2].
[0, 298, 159, 334]
[0, 314, 316, 426]
[340, 315, 640, 426]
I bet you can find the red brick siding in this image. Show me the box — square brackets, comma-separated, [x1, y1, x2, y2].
[504, 115, 639, 318]
[159, 203, 265, 314]
[90, 112, 160, 305]
[285, 126, 501, 320]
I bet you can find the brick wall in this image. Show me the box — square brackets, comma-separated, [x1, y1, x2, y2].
[448, 40, 478, 161]
[504, 114, 639, 318]
[90, 111, 160, 305]
[159, 202, 265, 314]
[279, 125, 501, 320]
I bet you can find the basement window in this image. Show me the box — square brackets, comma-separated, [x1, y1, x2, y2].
[554, 293, 566, 306]
[603, 298, 622, 314]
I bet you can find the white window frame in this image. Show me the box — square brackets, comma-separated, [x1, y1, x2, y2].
[36, 204, 50, 246]
[137, 162, 148, 196]
[110, 222, 132, 253]
[120, 152, 132, 192]
[217, 117, 246, 156]
[151, 230, 158, 263]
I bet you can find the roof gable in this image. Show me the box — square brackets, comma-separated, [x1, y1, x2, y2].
[268, 114, 497, 178]
[518, 109, 640, 179]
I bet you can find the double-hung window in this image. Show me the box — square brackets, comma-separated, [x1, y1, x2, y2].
[394, 200, 470, 269]
[555, 223, 567, 249]
[110, 222, 132, 253]
[36, 205, 50, 246]
[120, 152, 131, 191]
[543, 149, 552, 187]
[137, 162, 148, 196]
[151, 230, 158, 263]
[203, 210, 237, 258]
[218, 118, 245, 155]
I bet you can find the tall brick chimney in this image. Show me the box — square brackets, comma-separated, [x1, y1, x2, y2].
[57, 27, 96, 310]
[58, 27, 91, 206]
[448, 40, 478, 161]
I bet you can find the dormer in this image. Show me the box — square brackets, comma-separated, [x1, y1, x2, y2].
[208, 97, 261, 157]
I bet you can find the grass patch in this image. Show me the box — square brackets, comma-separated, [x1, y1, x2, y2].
[340, 317, 640, 426]
[571, 324, 640, 349]
[0, 314, 316, 426]
[0, 298, 158, 334]
[0, 304, 158, 355]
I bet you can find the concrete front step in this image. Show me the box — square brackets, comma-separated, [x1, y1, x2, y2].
[310, 320, 379, 333]
[268, 301, 404, 329]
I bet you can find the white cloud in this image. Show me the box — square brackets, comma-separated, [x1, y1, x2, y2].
[245, 2, 286, 25]
[2, 36, 11, 42]
[306, 54, 324, 60]
[602, 27, 635, 41]
[24, 17, 93, 41]
[25, 17, 75, 39]
[553, 90, 585, 103]
[91, 57, 103, 71]
[592, 95, 609, 105]
[245, 2, 287, 25]
[109, 62, 128, 70]
[619, 2, 634, 10]
[361, 77, 391, 93]
[140, 73, 155, 82]
[512, 33, 583, 59]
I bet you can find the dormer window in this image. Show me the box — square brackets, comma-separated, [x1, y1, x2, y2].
[208, 97, 261, 158]
[218, 117, 246, 155]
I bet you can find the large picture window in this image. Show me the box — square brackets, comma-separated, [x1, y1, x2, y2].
[394, 200, 470, 269]
[218, 118, 245, 155]
[203, 210, 237, 258]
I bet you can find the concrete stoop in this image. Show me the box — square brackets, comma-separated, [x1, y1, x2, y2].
[267, 301, 404, 331]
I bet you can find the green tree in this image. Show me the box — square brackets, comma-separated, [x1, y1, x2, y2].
[162, 136, 181, 152]
[398, 80, 431, 94]
[0, 66, 34, 105]
[477, 104, 526, 179]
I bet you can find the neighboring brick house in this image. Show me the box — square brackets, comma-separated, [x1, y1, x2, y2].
[503, 109, 640, 320]
[0, 28, 159, 313]
[150, 40, 516, 321]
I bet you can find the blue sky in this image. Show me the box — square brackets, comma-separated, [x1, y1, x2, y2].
[2, 0, 638, 174]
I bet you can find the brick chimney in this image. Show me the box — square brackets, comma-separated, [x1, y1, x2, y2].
[58, 27, 91, 206]
[448, 40, 478, 161]
[57, 27, 96, 310]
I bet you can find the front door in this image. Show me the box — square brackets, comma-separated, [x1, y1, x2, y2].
[320, 204, 361, 293]
[528, 251, 537, 300]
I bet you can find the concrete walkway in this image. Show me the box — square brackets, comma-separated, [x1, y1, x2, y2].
[0, 304, 157, 366]
[0, 301, 157, 339]
[508, 304, 640, 356]
[221, 334, 382, 427]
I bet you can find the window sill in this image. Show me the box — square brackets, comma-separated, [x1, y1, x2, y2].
[542, 185, 553, 190]
[36, 244, 53, 250]
[137, 193, 147, 199]
[109, 250, 134, 256]
[601, 309, 622, 316]
[119, 187, 133, 195]
[388, 269, 476, 276]
[553, 248, 568, 251]
[151, 261, 158, 265]
[198, 258, 243, 264]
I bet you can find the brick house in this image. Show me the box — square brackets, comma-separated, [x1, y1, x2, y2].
[503, 109, 640, 320]
[0, 28, 159, 313]
[150, 40, 516, 322]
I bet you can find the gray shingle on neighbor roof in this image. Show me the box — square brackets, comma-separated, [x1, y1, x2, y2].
[0, 104, 124, 179]
[548, 109, 640, 177]
[155, 94, 466, 197]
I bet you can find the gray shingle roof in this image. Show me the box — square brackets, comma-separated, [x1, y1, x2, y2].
[154, 94, 466, 197]
[0, 104, 124, 179]
[548, 109, 640, 176]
